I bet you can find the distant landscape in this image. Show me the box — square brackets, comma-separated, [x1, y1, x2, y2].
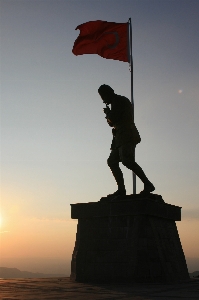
[0, 267, 199, 279]
[189, 271, 199, 278]
[0, 267, 66, 279]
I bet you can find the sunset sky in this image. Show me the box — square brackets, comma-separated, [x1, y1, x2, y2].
[0, 0, 199, 275]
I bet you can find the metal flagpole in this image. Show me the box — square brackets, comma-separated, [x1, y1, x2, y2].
[128, 18, 136, 194]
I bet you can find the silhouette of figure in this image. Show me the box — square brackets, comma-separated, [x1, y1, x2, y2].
[98, 84, 155, 197]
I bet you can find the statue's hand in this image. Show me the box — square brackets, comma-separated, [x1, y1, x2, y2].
[112, 128, 116, 136]
[103, 107, 110, 115]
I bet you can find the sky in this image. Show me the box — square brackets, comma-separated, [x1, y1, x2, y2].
[0, 0, 199, 275]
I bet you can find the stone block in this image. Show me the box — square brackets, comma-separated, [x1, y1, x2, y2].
[70, 194, 189, 283]
[71, 196, 181, 220]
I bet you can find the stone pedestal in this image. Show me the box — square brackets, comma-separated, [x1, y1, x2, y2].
[70, 194, 189, 283]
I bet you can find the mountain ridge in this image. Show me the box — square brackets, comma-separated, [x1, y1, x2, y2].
[1, 266, 199, 279]
[0, 267, 66, 278]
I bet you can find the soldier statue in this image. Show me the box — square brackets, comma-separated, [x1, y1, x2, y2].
[98, 84, 155, 198]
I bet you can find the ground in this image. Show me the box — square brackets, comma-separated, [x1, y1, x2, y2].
[0, 277, 199, 300]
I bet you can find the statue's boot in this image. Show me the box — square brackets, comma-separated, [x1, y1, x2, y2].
[143, 181, 155, 192]
[140, 181, 155, 195]
[106, 189, 126, 199]
[124, 161, 155, 194]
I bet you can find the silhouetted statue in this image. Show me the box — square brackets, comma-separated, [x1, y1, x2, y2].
[98, 84, 155, 197]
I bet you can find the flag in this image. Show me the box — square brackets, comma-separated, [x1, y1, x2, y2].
[72, 20, 129, 62]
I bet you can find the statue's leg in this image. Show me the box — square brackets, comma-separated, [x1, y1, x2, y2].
[120, 143, 155, 192]
[107, 149, 126, 195]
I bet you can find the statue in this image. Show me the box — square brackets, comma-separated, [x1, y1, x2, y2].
[98, 84, 155, 198]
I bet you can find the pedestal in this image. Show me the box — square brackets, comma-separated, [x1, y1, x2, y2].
[70, 194, 189, 283]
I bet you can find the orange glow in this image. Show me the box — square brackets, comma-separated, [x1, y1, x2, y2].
[0, 216, 77, 259]
[177, 219, 199, 258]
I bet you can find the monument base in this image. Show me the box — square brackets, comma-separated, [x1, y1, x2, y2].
[70, 194, 189, 283]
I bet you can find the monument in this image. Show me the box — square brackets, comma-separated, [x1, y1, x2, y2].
[70, 85, 189, 283]
[70, 194, 189, 283]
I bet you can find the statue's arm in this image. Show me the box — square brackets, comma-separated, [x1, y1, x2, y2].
[106, 100, 123, 124]
[103, 106, 114, 127]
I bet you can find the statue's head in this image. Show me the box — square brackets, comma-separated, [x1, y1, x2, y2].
[98, 84, 114, 104]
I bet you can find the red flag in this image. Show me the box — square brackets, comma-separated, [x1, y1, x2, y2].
[72, 20, 129, 62]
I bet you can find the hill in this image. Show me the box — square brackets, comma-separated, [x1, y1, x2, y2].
[0, 267, 66, 279]
[189, 271, 199, 278]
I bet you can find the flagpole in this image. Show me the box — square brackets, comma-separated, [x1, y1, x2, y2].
[128, 18, 136, 194]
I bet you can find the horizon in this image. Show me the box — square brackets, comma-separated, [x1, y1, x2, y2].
[0, 0, 199, 276]
[1, 256, 199, 276]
